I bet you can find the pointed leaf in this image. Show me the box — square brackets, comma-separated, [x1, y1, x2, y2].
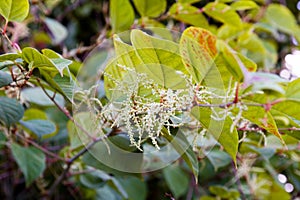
[203, 3, 242, 27]
[44, 17, 68, 45]
[110, 0, 134, 33]
[22, 47, 56, 69]
[266, 4, 300, 41]
[11, 143, 46, 186]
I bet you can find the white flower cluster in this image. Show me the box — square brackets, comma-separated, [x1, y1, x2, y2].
[101, 65, 196, 150]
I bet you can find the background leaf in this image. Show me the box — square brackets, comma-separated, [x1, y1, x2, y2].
[10, 143, 46, 186]
[132, 0, 166, 18]
[19, 120, 57, 139]
[163, 165, 189, 198]
[0, 97, 24, 126]
[0, 71, 13, 87]
[110, 0, 134, 33]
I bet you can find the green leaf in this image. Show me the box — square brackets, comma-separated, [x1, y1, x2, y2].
[0, 71, 13, 87]
[0, 53, 21, 62]
[163, 165, 189, 198]
[179, 27, 218, 83]
[22, 47, 56, 69]
[230, 1, 258, 11]
[209, 186, 239, 199]
[110, 0, 134, 33]
[22, 108, 48, 121]
[285, 78, 300, 101]
[191, 107, 238, 163]
[67, 112, 95, 150]
[0, 97, 24, 126]
[10, 143, 46, 186]
[169, 3, 209, 28]
[203, 3, 242, 27]
[79, 170, 108, 189]
[241, 106, 283, 141]
[131, 30, 186, 72]
[82, 138, 143, 176]
[163, 128, 199, 182]
[130, 30, 188, 89]
[44, 17, 68, 45]
[0, 0, 29, 22]
[265, 4, 300, 42]
[51, 58, 73, 77]
[117, 176, 147, 200]
[178, 0, 201, 3]
[132, 0, 166, 17]
[96, 185, 123, 200]
[39, 70, 77, 102]
[21, 87, 65, 107]
[104, 35, 141, 99]
[23, 47, 72, 76]
[217, 40, 256, 81]
[19, 120, 56, 139]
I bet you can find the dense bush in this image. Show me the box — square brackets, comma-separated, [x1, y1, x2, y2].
[0, 0, 300, 199]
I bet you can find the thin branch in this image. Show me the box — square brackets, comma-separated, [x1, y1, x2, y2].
[16, 133, 66, 162]
[47, 132, 109, 197]
[231, 161, 247, 200]
[36, 78, 96, 140]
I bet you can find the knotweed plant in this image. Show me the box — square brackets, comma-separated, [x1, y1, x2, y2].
[96, 63, 244, 151]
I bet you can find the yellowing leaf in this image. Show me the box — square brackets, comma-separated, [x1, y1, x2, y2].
[179, 27, 218, 83]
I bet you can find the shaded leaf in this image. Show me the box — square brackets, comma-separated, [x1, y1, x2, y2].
[0, 97, 24, 126]
[206, 150, 231, 171]
[191, 107, 238, 163]
[0, 71, 13, 87]
[82, 139, 143, 176]
[21, 87, 65, 107]
[163, 128, 199, 182]
[11, 143, 46, 186]
[117, 176, 147, 200]
[19, 120, 56, 139]
[163, 165, 189, 198]
[44, 17, 68, 45]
